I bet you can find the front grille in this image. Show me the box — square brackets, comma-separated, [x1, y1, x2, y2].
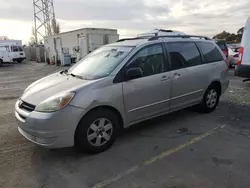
[19, 101, 36, 112]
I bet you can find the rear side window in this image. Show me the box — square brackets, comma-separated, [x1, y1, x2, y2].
[197, 42, 224, 63]
[167, 42, 202, 70]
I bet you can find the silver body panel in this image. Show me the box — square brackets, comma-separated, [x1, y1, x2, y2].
[15, 38, 229, 148]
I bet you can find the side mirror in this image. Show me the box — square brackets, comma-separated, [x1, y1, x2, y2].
[126, 68, 143, 80]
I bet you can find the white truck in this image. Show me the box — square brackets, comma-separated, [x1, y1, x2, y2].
[0, 40, 26, 64]
[44, 28, 119, 63]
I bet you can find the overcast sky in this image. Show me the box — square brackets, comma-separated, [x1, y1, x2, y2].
[0, 0, 249, 44]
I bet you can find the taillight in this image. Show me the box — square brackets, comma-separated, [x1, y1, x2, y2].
[11, 46, 13, 52]
[237, 47, 244, 65]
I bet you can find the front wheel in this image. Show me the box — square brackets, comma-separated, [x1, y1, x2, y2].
[198, 84, 220, 113]
[0, 59, 2, 67]
[75, 109, 119, 153]
[17, 60, 23, 63]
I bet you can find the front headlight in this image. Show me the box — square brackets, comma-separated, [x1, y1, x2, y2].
[35, 92, 75, 112]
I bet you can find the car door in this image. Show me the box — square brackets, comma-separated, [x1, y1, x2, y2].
[166, 42, 204, 111]
[122, 43, 171, 124]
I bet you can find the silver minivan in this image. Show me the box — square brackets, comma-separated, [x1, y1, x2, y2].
[15, 35, 229, 153]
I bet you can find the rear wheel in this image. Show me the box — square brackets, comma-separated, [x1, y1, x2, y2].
[198, 84, 220, 113]
[75, 109, 119, 153]
[17, 60, 23, 63]
[0, 59, 3, 67]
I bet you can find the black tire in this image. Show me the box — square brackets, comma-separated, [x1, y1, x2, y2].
[75, 109, 120, 153]
[198, 84, 220, 113]
[17, 60, 23, 63]
[0, 59, 2, 67]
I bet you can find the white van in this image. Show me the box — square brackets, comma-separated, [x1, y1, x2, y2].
[235, 16, 250, 78]
[0, 45, 13, 66]
[0, 40, 26, 63]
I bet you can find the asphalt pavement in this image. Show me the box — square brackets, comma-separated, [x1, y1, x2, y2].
[1, 62, 250, 188]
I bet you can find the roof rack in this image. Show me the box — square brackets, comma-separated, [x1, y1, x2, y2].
[148, 35, 212, 41]
[117, 35, 212, 43]
[117, 37, 150, 42]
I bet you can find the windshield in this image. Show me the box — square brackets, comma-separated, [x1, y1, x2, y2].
[18, 46, 23, 52]
[68, 46, 134, 80]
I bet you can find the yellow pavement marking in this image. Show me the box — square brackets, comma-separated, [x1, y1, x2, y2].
[93, 125, 225, 188]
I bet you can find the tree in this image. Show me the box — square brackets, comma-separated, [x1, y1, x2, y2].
[0, 36, 9, 40]
[227, 33, 237, 42]
[213, 27, 244, 43]
[237, 27, 244, 35]
[51, 18, 60, 35]
[213, 31, 231, 40]
[28, 27, 37, 46]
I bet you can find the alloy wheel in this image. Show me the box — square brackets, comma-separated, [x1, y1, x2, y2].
[87, 118, 113, 147]
[206, 89, 218, 108]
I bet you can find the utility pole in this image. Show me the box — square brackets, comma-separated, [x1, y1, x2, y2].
[33, 0, 55, 44]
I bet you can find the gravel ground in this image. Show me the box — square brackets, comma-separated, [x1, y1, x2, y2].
[1, 63, 250, 188]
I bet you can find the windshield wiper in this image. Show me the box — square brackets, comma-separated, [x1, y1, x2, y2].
[60, 69, 68, 74]
[68, 73, 84, 80]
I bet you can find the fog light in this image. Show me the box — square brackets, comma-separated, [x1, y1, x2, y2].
[35, 136, 57, 145]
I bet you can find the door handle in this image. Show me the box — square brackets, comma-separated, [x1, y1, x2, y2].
[172, 72, 180, 79]
[161, 75, 170, 81]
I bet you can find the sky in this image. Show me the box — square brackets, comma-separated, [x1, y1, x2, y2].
[0, 0, 249, 44]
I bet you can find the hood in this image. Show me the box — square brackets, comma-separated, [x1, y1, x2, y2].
[21, 73, 93, 105]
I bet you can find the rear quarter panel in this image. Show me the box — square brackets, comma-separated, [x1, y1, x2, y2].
[211, 60, 229, 94]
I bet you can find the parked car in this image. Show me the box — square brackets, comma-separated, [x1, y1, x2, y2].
[216, 40, 229, 64]
[228, 47, 240, 68]
[15, 35, 229, 153]
[235, 16, 250, 78]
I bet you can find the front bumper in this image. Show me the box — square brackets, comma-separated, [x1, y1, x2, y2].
[15, 100, 84, 148]
[235, 64, 250, 78]
[13, 57, 26, 62]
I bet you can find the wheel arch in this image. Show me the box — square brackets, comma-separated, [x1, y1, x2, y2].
[76, 105, 124, 133]
[210, 81, 222, 96]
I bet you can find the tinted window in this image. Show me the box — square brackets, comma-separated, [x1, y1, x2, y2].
[127, 44, 165, 77]
[198, 42, 224, 63]
[167, 42, 202, 70]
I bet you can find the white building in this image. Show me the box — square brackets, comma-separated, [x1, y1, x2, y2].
[44, 28, 119, 62]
